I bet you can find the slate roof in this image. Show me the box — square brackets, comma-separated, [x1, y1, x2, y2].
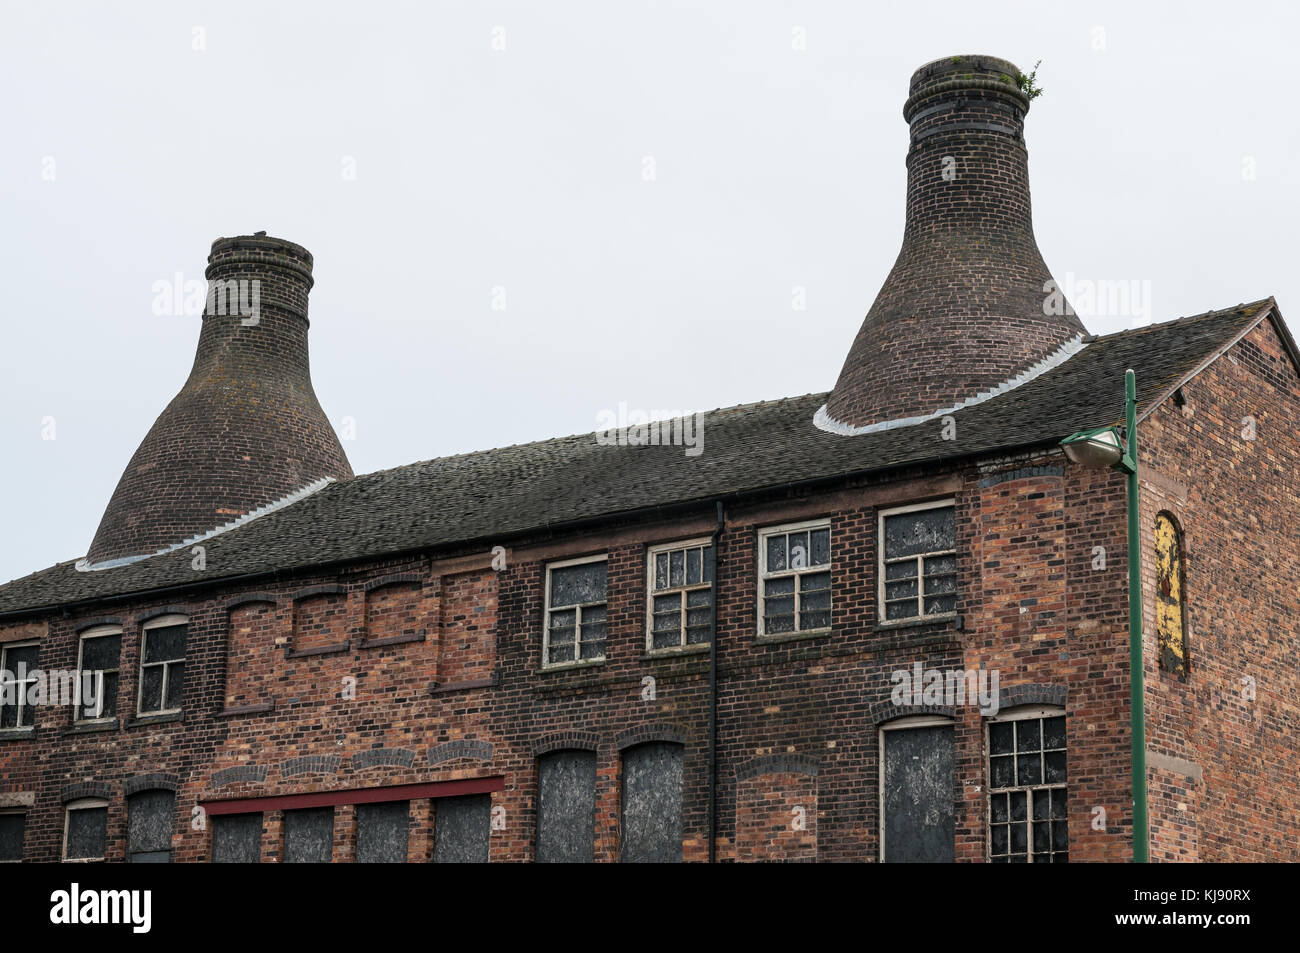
[0, 299, 1286, 618]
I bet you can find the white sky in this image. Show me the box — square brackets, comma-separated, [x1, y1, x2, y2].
[1, 0, 1297, 586]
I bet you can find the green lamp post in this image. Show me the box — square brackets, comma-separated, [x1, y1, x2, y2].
[1059, 368, 1148, 863]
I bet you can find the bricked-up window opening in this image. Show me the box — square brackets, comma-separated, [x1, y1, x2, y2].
[1155, 513, 1189, 681]
[758, 520, 831, 636]
[0, 641, 40, 730]
[879, 501, 957, 623]
[356, 801, 410, 863]
[543, 556, 608, 668]
[63, 798, 108, 862]
[137, 615, 186, 716]
[647, 539, 714, 652]
[536, 750, 597, 862]
[211, 813, 263, 863]
[433, 794, 491, 863]
[880, 718, 955, 863]
[76, 627, 121, 722]
[621, 742, 684, 863]
[0, 811, 25, 862]
[986, 707, 1067, 863]
[284, 806, 334, 863]
[127, 789, 174, 863]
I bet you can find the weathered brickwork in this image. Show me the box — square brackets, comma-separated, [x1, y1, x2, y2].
[1137, 320, 1300, 861]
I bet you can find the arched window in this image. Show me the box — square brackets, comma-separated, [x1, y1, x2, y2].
[1154, 513, 1189, 681]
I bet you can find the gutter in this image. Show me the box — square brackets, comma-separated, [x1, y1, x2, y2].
[707, 500, 724, 863]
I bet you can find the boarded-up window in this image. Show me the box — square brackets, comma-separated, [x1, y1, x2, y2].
[881, 722, 954, 863]
[0, 812, 25, 862]
[284, 807, 334, 863]
[536, 750, 596, 863]
[64, 800, 108, 861]
[127, 790, 174, 863]
[212, 813, 263, 863]
[621, 742, 684, 863]
[1155, 513, 1188, 680]
[356, 801, 410, 863]
[434, 794, 491, 863]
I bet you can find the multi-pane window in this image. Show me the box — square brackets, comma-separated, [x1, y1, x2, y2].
[0, 811, 25, 863]
[544, 556, 607, 667]
[879, 501, 957, 622]
[987, 709, 1068, 863]
[64, 798, 109, 862]
[77, 627, 121, 722]
[0, 642, 39, 730]
[138, 616, 186, 716]
[758, 521, 831, 636]
[647, 540, 713, 652]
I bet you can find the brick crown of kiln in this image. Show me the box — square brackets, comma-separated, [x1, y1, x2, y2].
[822, 55, 1088, 432]
[86, 234, 353, 564]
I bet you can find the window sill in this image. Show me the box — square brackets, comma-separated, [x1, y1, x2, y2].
[284, 641, 351, 659]
[874, 614, 959, 633]
[538, 658, 606, 675]
[429, 676, 496, 695]
[126, 711, 184, 729]
[358, 632, 425, 650]
[0, 727, 35, 741]
[756, 628, 832, 646]
[643, 644, 711, 660]
[66, 718, 120, 735]
[217, 702, 275, 718]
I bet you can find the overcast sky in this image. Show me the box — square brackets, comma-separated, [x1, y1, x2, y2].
[1, 0, 1296, 586]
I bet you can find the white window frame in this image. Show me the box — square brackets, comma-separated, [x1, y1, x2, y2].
[877, 499, 957, 624]
[76, 625, 122, 724]
[646, 537, 714, 654]
[984, 705, 1068, 864]
[756, 518, 832, 637]
[0, 640, 40, 731]
[137, 614, 188, 717]
[0, 808, 25, 863]
[877, 714, 954, 863]
[542, 555, 609, 669]
[63, 797, 109, 863]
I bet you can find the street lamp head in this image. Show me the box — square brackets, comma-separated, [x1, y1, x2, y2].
[1060, 425, 1125, 469]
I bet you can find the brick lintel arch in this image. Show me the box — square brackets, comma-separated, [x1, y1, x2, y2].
[123, 773, 182, 796]
[734, 753, 821, 782]
[992, 682, 1067, 714]
[61, 781, 113, 804]
[136, 606, 191, 625]
[615, 723, 687, 751]
[532, 731, 600, 756]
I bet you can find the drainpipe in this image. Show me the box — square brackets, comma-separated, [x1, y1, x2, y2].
[707, 500, 724, 863]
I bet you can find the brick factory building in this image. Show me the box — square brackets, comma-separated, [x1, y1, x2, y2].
[1, 55, 1297, 863]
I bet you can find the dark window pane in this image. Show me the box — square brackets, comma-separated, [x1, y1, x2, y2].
[765, 534, 786, 572]
[621, 742, 684, 863]
[356, 801, 410, 863]
[924, 594, 958, 615]
[702, 545, 714, 583]
[654, 553, 668, 590]
[128, 790, 174, 857]
[1044, 750, 1067, 784]
[434, 794, 491, 863]
[0, 813, 25, 862]
[990, 792, 1008, 823]
[885, 578, 918, 601]
[284, 807, 334, 863]
[1010, 821, 1028, 854]
[1016, 719, 1042, 753]
[1050, 789, 1068, 820]
[164, 662, 184, 710]
[66, 807, 108, 861]
[685, 548, 701, 586]
[550, 563, 606, 608]
[990, 824, 1008, 855]
[537, 750, 596, 863]
[144, 625, 186, 664]
[884, 507, 955, 559]
[0, 699, 15, 730]
[1043, 716, 1067, 750]
[139, 666, 163, 712]
[1017, 753, 1043, 786]
[1052, 820, 1069, 850]
[1033, 821, 1051, 854]
[787, 532, 809, 569]
[1009, 791, 1027, 822]
[669, 550, 684, 587]
[811, 529, 830, 567]
[6, 646, 38, 671]
[81, 635, 120, 672]
[212, 814, 263, 863]
[548, 643, 575, 665]
[989, 722, 1015, 755]
[989, 755, 1013, 789]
